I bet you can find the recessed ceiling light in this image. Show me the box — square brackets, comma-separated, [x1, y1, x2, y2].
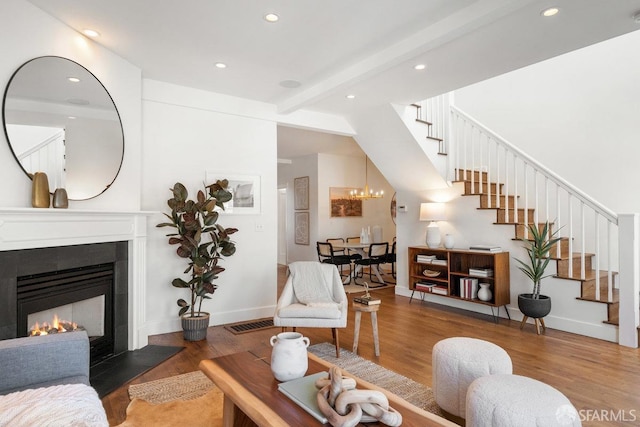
[82, 29, 100, 38]
[414, 64, 426, 71]
[67, 77, 80, 83]
[264, 13, 279, 23]
[68, 116, 77, 120]
[280, 80, 301, 88]
[215, 62, 227, 69]
[541, 7, 559, 17]
[346, 94, 356, 100]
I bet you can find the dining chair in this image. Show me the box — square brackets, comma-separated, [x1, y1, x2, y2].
[344, 236, 363, 260]
[354, 242, 389, 284]
[384, 240, 397, 283]
[326, 238, 346, 255]
[317, 241, 353, 281]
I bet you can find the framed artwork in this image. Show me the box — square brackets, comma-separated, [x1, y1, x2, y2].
[294, 212, 310, 245]
[294, 176, 309, 210]
[205, 172, 261, 214]
[330, 187, 362, 217]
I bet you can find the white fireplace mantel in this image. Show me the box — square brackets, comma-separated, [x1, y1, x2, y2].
[0, 207, 156, 350]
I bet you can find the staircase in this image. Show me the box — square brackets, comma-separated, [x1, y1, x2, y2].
[411, 96, 625, 333]
[454, 168, 620, 326]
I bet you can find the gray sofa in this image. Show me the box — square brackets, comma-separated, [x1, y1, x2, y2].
[0, 330, 90, 395]
[0, 331, 108, 426]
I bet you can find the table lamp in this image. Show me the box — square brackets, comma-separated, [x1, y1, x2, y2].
[419, 202, 446, 248]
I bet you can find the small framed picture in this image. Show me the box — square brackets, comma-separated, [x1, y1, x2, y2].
[205, 172, 261, 214]
[294, 176, 309, 210]
[294, 212, 310, 245]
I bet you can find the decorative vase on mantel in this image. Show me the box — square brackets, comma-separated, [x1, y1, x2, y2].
[31, 172, 50, 208]
[52, 188, 69, 209]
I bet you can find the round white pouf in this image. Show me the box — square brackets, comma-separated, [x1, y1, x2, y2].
[432, 337, 512, 418]
[466, 374, 581, 427]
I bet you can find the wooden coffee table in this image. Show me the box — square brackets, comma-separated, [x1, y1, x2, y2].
[199, 350, 456, 427]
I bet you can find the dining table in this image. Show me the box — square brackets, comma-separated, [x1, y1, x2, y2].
[332, 242, 386, 285]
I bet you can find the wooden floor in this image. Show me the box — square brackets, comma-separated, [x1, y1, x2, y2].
[102, 265, 640, 426]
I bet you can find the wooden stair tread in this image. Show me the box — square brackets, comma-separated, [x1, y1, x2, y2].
[410, 103, 421, 108]
[426, 135, 443, 142]
[415, 118, 432, 125]
[555, 269, 618, 281]
[577, 288, 619, 304]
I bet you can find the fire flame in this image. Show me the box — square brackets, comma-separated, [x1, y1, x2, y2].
[29, 314, 78, 336]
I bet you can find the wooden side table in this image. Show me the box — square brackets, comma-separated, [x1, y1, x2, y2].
[352, 301, 381, 356]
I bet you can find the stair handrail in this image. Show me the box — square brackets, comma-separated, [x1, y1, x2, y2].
[450, 105, 618, 225]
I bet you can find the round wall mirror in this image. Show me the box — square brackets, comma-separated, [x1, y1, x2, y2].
[2, 56, 124, 200]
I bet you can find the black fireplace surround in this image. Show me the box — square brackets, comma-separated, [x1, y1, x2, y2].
[0, 242, 128, 365]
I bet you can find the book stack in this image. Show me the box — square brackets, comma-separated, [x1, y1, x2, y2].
[414, 282, 436, 292]
[431, 286, 448, 295]
[469, 267, 494, 277]
[353, 295, 381, 305]
[469, 245, 502, 253]
[431, 259, 447, 266]
[416, 254, 436, 263]
[459, 277, 479, 299]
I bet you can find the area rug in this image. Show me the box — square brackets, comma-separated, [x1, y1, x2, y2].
[116, 371, 222, 427]
[308, 342, 444, 417]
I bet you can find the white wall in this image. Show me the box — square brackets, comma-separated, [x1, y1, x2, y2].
[141, 80, 278, 336]
[0, 0, 142, 210]
[279, 151, 396, 265]
[455, 29, 640, 214]
[318, 153, 395, 244]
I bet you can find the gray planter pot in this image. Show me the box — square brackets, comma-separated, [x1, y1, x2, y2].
[518, 294, 551, 319]
[181, 312, 210, 341]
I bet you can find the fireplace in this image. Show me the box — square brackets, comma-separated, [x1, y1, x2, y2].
[16, 263, 115, 364]
[0, 241, 128, 365]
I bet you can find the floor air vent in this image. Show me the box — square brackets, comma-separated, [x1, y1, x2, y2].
[224, 318, 275, 335]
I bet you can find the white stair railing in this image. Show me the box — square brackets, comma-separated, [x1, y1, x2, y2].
[449, 105, 618, 303]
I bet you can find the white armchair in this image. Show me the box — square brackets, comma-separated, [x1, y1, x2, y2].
[274, 261, 348, 357]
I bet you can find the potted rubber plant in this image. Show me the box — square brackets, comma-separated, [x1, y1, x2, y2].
[157, 180, 238, 341]
[514, 222, 562, 323]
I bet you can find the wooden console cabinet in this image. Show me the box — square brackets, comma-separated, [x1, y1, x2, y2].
[408, 246, 510, 312]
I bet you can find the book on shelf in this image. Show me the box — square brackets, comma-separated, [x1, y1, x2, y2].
[277, 372, 329, 424]
[430, 259, 447, 266]
[415, 282, 436, 292]
[458, 277, 479, 299]
[431, 286, 448, 295]
[469, 245, 502, 253]
[469, 268, 494, 277]
[416, 255, 436, 263]
[354, 295, 381, 305]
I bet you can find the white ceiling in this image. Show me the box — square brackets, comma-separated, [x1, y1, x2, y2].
[27, 0, 640, 158]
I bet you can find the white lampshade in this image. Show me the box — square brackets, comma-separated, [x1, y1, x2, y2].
[419, 203, 446, 248]
[419, 203, 446, 222]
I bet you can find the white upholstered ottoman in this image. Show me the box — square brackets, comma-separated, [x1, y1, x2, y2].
[432, 337, 512, 418]
[466, 374, 581, 427]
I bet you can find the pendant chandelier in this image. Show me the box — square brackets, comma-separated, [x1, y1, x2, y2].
[350, 155, 384, 200]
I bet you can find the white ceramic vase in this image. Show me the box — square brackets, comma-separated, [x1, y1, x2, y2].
[270, 331, 310, 381]
[443, 234, 455, 249]
[478, 283, 492, 302]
